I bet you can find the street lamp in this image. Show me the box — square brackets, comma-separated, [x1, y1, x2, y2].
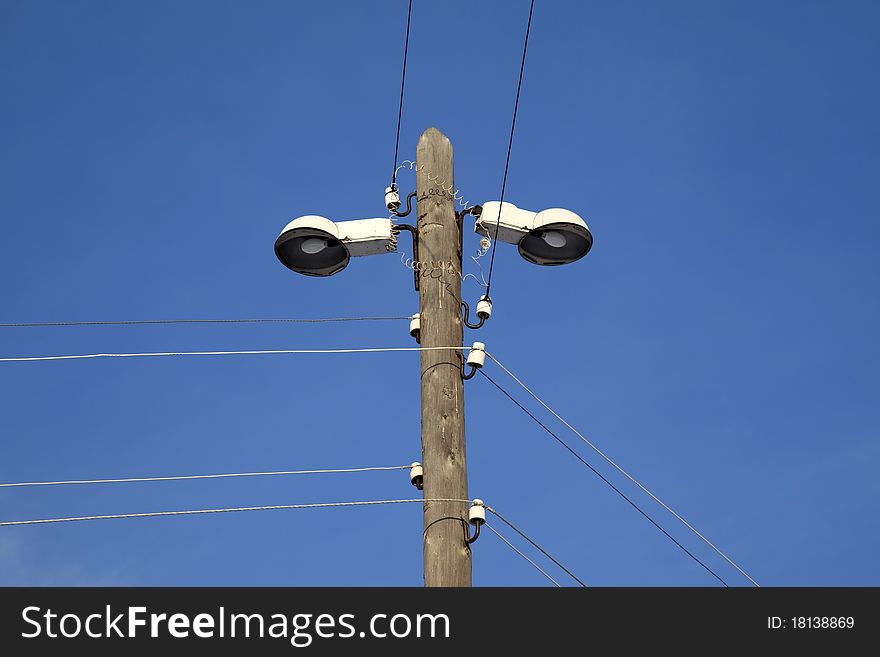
[273, 202, 591, 276]
[274, 216, 396, 277]
[270, 128, 592, 588]
[475, 201, 592, 266]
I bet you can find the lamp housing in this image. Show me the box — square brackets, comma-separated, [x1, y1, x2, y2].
[475, 201, 592, 266]
[275, 216, 396, 277]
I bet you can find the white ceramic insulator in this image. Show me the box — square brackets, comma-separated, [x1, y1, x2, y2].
[385, 186, 401, 211]
[476, 296, 492, 319]
[466, 342, 486, 369]
[409, 313, 420, 338]
[410, 462, 423, 482]
[469, 499, 486, 525]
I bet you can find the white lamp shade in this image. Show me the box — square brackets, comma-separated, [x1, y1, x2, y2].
[518, 208, 592, 266]
[274, 215, 350, 277]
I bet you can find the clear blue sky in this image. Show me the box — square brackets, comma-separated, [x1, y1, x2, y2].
[1, 0, 878, 586]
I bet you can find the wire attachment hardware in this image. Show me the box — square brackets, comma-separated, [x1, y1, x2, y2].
[393, 223, 419, 291]
[385, 184, 401, 212]
[409, 313, 421, 344]
[456, 205, 483, 221]
[461, 294, 492, 330]
[409, 462, 423, 490]
[389, 190, 417, 218]
[465, 499, 486, 544]
[462, 342, 486, 380]
[475, 295, 492, 320]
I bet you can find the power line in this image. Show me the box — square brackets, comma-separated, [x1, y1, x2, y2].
[485, 0, 536, 298]
[0, 492, 582, 588]
[486, 505, 587, 587]
[0, 316, 411, 328]
[0, 345, 467, 364]
[0, 498, 470, 527]
[484, 522, 561, 587]
[0, 465, 410, 489]
[486, 354, 759, 587]
[477, 369, 729, 587]
[390, 0, 413, 184]
[0, 476, 581, 587]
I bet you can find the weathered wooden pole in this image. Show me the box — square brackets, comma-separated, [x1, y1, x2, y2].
[416, 127, 471, 587]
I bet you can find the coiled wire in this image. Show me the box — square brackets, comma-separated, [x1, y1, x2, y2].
[392, 160, 489, 291]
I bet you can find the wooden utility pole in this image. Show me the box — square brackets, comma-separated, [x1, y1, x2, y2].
[416, 127, 471, 587]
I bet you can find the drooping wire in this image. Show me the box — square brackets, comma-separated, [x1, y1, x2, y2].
[0, 498, 471, 527]
[484, 522, 561, 587]
[0, 487, 581, 587]
[0, 317, 411, 328]
[0, 345, 467, 363]
[390, 0, 413, 185]
[484, 0, 536, 298]
[487, 353, 760, 587]
[0, 465, 410, 489]
[486, 505, 587, 587]
[477, 369, 730, 587]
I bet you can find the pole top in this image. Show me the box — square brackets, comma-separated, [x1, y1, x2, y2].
[418, 126, 451, 145]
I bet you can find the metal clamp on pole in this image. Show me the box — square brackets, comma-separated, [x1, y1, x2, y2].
[456, 205, 483, 220]
[462, 294, 492, 329]
[388, 188, 418, 217]
[465, 499, 486, 544]
[393, 223, 420, 291]
[461, 342, 486, 380]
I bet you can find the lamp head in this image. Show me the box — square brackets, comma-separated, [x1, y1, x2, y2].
[475, 202, 593, 266]
[274, 215, 350, 277]
[518, 208, 592, 266]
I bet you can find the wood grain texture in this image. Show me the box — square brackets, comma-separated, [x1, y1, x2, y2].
[416, 127, 471, 587]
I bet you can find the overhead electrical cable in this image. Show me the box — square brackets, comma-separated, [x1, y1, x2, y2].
[0, 465, 410, 489]
[486, 505, 587, 587]
[485, 353, 759, 587]
[477, 369, 730, 587]
[0, 316, 411, 328]
[0, 490, 583, 586]
[484, 0, 536, 298]
[0, 345, 467, 364]
[484, 522, 562, 587]
[0, 498, 471, 527]
[390, 0, 413, 184]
